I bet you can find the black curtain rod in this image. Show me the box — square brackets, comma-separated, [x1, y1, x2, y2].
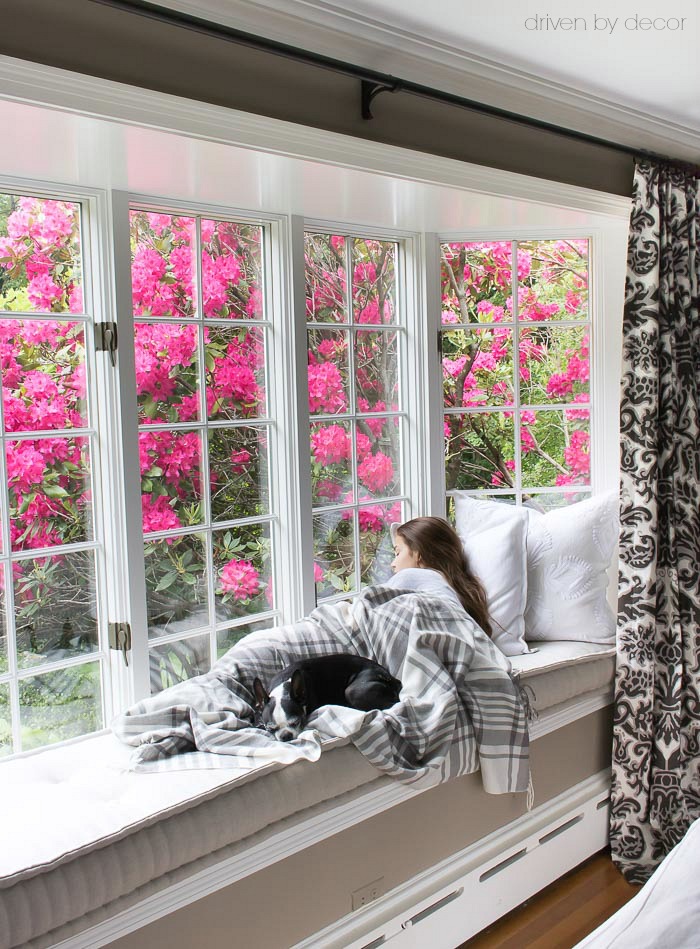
[91, 0, 697, 172]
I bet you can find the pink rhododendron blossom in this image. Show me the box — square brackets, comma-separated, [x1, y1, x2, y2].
[311, 424, 350, 466]
[307, 362, 347, 414]
[313, 562, 324, 583]
[546, 373, 573, 398]
[355, 431, 372, 461]
[230, 449, 251, 474]
[357, 505, 384, 532]
[564, 430, 590, 478]
[141, 495, 182, 534]
[219, 558, 260, 600]
[520, 426, 536, 453]
[357, 452, 393, 493]
[6, 443, 47, 493]
[316, 479, 343, 501]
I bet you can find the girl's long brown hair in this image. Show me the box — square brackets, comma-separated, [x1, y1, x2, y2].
[396, 516, 492, 637]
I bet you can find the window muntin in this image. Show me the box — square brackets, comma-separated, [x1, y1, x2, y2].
[441, 239, 591, 514]
[0, 193, 105, 754]
[305, 234, 404, 599]
[129, 210, 277, 694]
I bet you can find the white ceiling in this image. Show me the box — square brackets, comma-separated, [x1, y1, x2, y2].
[156, 0, 700, 159]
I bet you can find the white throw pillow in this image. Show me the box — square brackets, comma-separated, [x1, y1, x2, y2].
[524, 492, 619, 643]
[453, 495, 530, 656]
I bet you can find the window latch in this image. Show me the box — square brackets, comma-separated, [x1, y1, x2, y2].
[108, 621, 131, 667]
[95, 322, 118, 367]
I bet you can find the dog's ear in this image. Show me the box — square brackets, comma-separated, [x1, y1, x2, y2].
[290, 668, 307, 706]
[253, 677, 269, 708]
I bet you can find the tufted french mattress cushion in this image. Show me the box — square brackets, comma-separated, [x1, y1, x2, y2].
[0, 641, 615, 949]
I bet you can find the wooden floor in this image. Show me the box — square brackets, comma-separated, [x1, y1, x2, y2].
[459, 850, 641, 949]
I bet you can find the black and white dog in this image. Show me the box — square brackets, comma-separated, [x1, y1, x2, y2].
[253, 654, 402, 742]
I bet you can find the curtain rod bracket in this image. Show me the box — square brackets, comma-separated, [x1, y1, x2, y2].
[361, 79, 402, 120]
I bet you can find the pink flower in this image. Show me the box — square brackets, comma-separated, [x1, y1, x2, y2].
[314, 562, 324, 583]
[357, 505, 384, 532]
[316, 479, 343, 501]
[564, 430, 590, 478]
[565, 291, 583, 314]
[219, 558, 260, 600]
[141, 495, 182, 534]
[230, 449, 251, 474]
[357, 452, 394, 493]
[311, 425, 350, 466]
[547, 373, 573, 398]
[307, 362, 347, 414]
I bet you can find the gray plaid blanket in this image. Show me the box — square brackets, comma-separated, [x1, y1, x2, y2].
[112, 586, 530, 794]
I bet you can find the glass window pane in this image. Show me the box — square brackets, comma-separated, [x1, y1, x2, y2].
[209, 425, 270, 523]
[352, 238, 396, 325]
[217, 617, 271, 659]
[359, 503, 401, 587]
[442, 326, 514, 407]
[523, 490, 592, 512]
[356, 417, 401, 500]
[520, 326, 590, 406]
[517, 239, 589, 322]
[310, 420, 353, 507]
[135, 322, 199, 423]
[144, 533, 208, 639]
[130, 211, 197, 319]
[441, 241, 512, 325]
[355, 329, 399, 412]
[8, 436, 93, 551]
[214, 522, 273, 621]
[0, 195, 83, 314]
[140, 430, 203, 531]
[205, 324, 266, 420]
[307, 328, 350, 416]
[313, 510, 356, 598]
[445, 411, 516, 491]
[1, 320, 87, 431]
[201, 220, 263, 320]
[521, 410, 590, 488]
[305, 233, 348, 324]
[149, 634, 210, 694]
[14, 550, 98, 669]
[0, 683, 10, 757]
[19, 661, 102, 750]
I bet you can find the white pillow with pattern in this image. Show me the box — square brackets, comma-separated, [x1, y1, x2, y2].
[524, 492, 619, 643]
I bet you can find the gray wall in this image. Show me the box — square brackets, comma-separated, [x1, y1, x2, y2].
[1, 0, 633, 196]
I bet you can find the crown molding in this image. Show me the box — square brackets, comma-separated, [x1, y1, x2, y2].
[0, 56, 631, 219]
[156, 0, 700, 163]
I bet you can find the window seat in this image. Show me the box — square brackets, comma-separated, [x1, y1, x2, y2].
[1, 641, 615, 949]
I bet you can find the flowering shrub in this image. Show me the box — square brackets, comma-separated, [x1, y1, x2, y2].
[441, 240, 591, 498]
[305, 235, 402, 596]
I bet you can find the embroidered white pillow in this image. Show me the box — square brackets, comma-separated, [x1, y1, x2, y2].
[453, 495, 530, 656]
[524, 492, 619, 643]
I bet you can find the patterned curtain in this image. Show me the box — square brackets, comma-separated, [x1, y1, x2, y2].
[611, 159, 700, 883]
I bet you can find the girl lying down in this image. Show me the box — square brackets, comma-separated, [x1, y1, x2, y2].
[387, 516, 493, 639]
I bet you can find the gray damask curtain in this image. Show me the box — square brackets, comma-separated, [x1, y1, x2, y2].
[611, 159, 700, 883]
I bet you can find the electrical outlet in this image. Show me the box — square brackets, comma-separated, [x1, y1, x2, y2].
[351, 876, 385, 911]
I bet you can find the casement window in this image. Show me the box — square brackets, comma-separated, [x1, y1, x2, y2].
[439, 239, 592, 515]
[0, 192, 107, 755]
[128, 208, 279, 692]
[304, 232, 407, 601]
